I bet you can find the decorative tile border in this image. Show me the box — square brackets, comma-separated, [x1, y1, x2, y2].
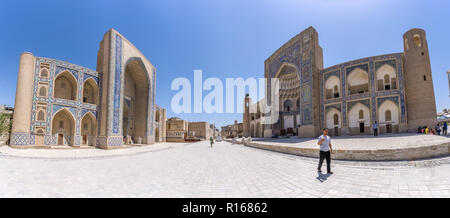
[112, 34, 123, 134]
[10, 132, 30, 146]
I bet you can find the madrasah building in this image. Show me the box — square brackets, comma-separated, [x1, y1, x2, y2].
[243, 27, 438, 138]
[10, 29, 167, 149]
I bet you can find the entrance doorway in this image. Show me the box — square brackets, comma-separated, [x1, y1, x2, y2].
[82, 135, 87, 145]
[58, 134, 63, 145]
[334, 127, 339, 136]
[386, 124, 392, 133]
[359, 122, 365, 133]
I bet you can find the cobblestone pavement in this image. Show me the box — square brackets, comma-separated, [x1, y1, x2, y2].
[0, 141, 449, 198]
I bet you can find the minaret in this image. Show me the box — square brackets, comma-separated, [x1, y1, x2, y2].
[11, 52, 35, 146]
[402, 28, 437, 131]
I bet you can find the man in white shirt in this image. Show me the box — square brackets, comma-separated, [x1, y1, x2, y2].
[317, 128, 333, 174]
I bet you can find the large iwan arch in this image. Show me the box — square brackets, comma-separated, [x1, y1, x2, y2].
[51, 108, 76, 146]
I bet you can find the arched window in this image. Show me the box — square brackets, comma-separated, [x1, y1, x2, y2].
[413, 34, 422, 47]
[359, 110, 364, 119]
[404, 38, 409, 51]
[284, 100, 292, 112]
[39, 86, 47, 97]
[82, 78, 99, 104]
[385, 110, 392, 122]
[54, 71, 77, 101]
[384, 74, 390, 83]
[384, 74, 391, 90]
[333, 114, 339, 125]
[40, 69, 48, 78]
[37, 129, 44, 135]
[333, 85, 339, 98]
[37, 110, 45, 121]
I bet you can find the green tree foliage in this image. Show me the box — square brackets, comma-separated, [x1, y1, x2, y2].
[0, 113, 12, 137]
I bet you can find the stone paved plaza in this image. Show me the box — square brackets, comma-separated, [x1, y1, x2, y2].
[0, 141, 449, 198]
[250, 134, 450, 150]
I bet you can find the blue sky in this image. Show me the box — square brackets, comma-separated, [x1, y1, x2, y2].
[0, 0, 449, 128]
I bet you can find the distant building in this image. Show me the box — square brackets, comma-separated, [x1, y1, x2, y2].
[166, 117, 188, 142]
[188, 122, 214, 140]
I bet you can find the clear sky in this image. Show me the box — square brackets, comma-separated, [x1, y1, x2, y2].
[0, 0, 449, 128]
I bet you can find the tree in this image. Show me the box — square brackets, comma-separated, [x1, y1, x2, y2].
[0, 113, 12, 137]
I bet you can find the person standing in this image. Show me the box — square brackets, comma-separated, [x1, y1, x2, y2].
[317, 128, 333, 174]
[209, 136, 214, 148]
[444, 121, 448, 136]
[373, 121, 378, 136]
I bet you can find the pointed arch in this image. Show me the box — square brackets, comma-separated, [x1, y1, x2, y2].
[347, 68, 369, 95]
[378, 100, 399, 125]
[348, 102, 371, 128]
[376, 64, 397, 91]
[39, 86, 47, 97]
[51, 108, 75, 145]
[40, 68, 49, 78]
[81, 111, 96, 146]
[122, 57, 151, 143]
[325, 75, 340, 99]
[54, 70, 78, 101]
[326, 108, 341, 129]
[82, 78, 99, 104]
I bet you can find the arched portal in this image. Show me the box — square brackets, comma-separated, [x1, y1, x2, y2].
[51, 109, 75, 146]
[274, 63, 300, 135]
[122, 58, 150, 144]
[378, 100, 400, 134]
[347, 68, 369, 95]
[376, 64, 397, 91]
[54, 71, 77, 101]
[81, 112, 96, 146]
[326, 108, 341, 136]
[82, 78, 99, 104]
[348, 102, 371, 134]
[325, 76, 340, 99]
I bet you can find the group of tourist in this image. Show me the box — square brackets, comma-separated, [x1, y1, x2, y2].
[418, 121, 448, 136]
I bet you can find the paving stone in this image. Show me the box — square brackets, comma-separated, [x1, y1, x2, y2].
[0, 141, 449, 197]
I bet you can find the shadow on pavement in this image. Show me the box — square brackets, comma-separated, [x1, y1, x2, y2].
[316, 172, 332, 183]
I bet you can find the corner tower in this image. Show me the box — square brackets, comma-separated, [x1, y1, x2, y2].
[10, 52, 35, 147]
[402, 28, 437, 131]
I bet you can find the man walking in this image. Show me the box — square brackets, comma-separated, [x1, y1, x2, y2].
[209, 136, 214, 148]
[317, 128, 333, 174]
[373, 121, 378, 136]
